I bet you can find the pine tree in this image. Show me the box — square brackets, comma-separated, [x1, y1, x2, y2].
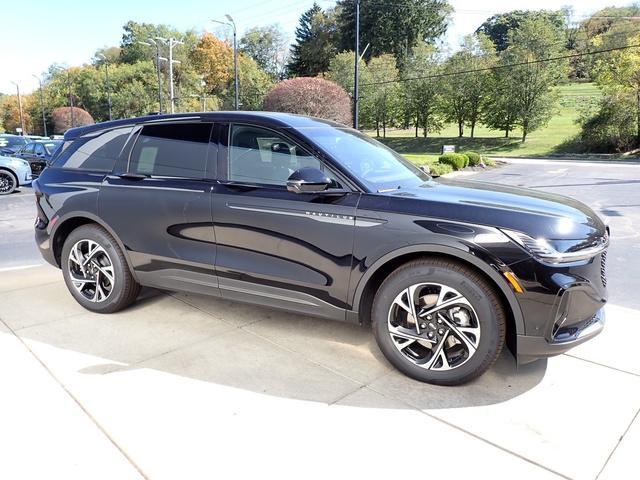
[287, 3, 338, 77]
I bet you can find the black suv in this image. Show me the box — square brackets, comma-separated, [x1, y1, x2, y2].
[33, 113, 609, 385]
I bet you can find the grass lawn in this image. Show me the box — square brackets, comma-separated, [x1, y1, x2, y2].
[371, 82, 602, 162]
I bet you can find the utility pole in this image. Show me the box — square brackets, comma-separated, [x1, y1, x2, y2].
[68, 71, 75, 128]
[158, 37, 183, 114]
[139, 39, 165, 113]
[10, 81, 26, 135]
[353, 0, 360, 129]
[32, 75, 48, 137]
[97, 54, 112, 121]
[212, 15, 239, 110]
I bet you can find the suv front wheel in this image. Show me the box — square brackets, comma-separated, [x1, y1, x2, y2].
[61, 224, 140, 313]
[372, 258, 505, 385]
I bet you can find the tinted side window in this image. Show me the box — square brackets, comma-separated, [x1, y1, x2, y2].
[228, 124, 323, 186]
[54, 127, 133, 172]
[34, 144, 45, 156]
[129, 123, 211, 178]
[23, 144, 35, 154]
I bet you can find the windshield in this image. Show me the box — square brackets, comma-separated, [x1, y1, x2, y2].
[299, 126, 429, 192]
[0, 136, 28, 149]
[42, 140, 62, 155]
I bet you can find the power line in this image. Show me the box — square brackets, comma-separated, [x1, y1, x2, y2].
[355, 43, 640, 88]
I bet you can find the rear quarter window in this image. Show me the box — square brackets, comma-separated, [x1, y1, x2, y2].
[52, 127, 133, 172]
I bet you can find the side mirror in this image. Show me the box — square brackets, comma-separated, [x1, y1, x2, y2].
[286, 167, 332, 194]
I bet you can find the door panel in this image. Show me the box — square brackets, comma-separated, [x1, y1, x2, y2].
[212, 123, 359, 318]
[98, 122, 219, 296]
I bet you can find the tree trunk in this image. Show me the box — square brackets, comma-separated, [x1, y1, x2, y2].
[383, 121, 386, 138]
[415, 114, 419, 138]
[470, 120, 476, 138]
[636, 89, 640, 147]
[458, 121, 463, 137]
[376, 120, 380, 138]
[504, 128, 509, 138]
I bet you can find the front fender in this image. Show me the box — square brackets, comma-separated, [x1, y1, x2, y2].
[349, 242, 526, 336]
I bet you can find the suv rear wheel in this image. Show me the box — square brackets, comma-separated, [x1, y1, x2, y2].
[61, 224, 140, 313]
[372, 258, 505, 385]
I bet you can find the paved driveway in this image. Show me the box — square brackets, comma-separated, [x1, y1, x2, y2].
[0, 159, 639, 480]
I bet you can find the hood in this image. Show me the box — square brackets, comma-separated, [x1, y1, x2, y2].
[380, 178, 606, 243]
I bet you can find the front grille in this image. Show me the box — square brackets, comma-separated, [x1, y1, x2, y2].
[600, 251, 607, 287]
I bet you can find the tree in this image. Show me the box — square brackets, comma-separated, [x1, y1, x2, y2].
[482, 69, 519, 138]
[440, 55, 468, 137]
[337, 0, 451, 62]
[51, 107, 94, 133]
[235, 54, 275, 110]
[365, 54, 401, 137]
[263, 77, 351, 125]
[0, 95, 35, 135]
[288, 3, 339, 77]
[401, 44, 443, 138]
[499, 17, 567, 141]
[461, 33, 496, 138]
[190, 33, 234, 97]
[477, 9, 567, 52]
[240, 25, 288, 79]
[591, 33, 640, 145]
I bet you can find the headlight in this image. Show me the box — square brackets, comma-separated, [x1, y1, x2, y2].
[501, 229, 608, 264]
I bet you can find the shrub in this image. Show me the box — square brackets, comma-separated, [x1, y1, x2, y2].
[576, 93, 637, 153]
[483, 157, 496, 167]
[263, 77, 352, 125]
[429, 163, 454, 177]
[51, 107, 94, 134]
[461, 151, 481, 166]
[438, 153, 468, 170]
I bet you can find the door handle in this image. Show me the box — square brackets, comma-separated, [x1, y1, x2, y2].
[117, 173, 148, 181]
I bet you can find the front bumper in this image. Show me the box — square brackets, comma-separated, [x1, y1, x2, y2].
[517, 307, 605, 363]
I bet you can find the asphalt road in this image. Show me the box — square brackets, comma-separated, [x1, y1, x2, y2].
[1, 158, 639, 309]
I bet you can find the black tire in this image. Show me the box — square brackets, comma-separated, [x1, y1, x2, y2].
[61, 224, 140, 313]
[0, 169, 18, 195]
[372, 258, 505, 386]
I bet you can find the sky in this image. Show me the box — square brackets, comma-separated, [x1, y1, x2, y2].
[0, 0, 633, 94]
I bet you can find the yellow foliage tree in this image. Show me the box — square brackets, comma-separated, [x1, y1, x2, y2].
[190, 33, 233, 96]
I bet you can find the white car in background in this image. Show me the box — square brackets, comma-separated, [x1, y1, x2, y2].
[0, 154, 32, 195]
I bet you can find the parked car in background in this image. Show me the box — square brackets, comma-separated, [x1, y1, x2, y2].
[12, 139, 62, 177]
[0, 134, 29, 155]
[33, 112, 609, 385]
[0, 154, 32, 194]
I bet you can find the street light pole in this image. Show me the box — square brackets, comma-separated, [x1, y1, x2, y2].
[212, 16, 239, 110]
[32, 75, 48, 137]
[10, 81, 26, 135]
[67, 71, 75, 128]
[97, 54, 112, 121]
[353, 0, 360, 130]
[139, 39, 165, 113]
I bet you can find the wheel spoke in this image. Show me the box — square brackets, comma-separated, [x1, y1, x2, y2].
[92, 261, 114, 284]
[423, 331, 450, 370]
[418, 295, 472, 319]
[389, 323, 436, 344]
[438, 313, 479, 353]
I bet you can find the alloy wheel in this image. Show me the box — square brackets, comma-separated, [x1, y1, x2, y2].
[67, 239, 115, 302]
[0, 171, 16, 194]
[387, 283, 481, 371]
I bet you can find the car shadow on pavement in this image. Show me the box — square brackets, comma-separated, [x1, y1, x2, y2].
[9, 283, 547, 410]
